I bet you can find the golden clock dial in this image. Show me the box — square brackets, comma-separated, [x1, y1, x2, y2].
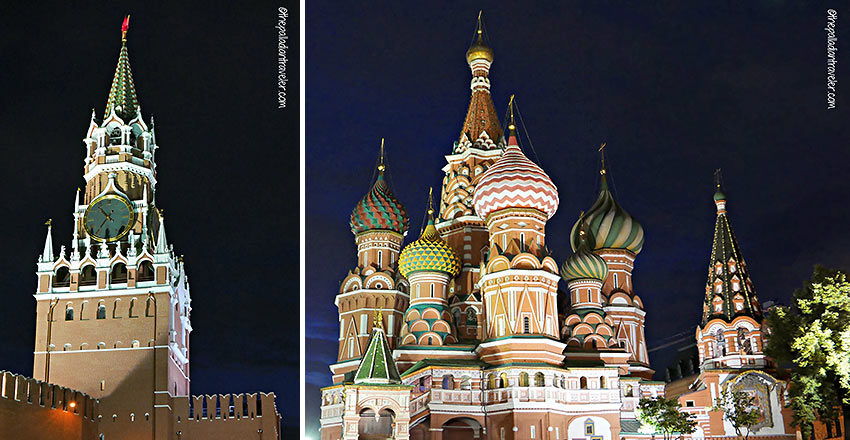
[84, 195, 135, 242]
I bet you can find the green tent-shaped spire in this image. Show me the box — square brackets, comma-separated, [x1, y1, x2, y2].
[104, 19, 139, 121]
[354, 312, 401, 384]
[700, 181, 762, 327]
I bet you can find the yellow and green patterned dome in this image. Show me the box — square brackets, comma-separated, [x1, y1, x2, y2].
[561, 217, 609, 281]
[399, 216, 460, 279]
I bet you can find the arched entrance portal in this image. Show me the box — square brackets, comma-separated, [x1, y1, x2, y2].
[442, 417, 483, 440]
[358, 408, 395, 440]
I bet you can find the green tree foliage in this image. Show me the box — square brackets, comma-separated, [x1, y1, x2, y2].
[712, 388, 762, 440]
[765, 266, 850, 439]
[636, 396, 697, 440]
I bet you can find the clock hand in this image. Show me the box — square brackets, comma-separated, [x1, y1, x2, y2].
[98, 217, 108, 232]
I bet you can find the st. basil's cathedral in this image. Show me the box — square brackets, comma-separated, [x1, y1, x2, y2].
[318, 15, 819, 440]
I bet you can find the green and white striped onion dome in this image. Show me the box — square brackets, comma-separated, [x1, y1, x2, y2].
[570, 177, 644, 254]
[561, 219, 609, 281]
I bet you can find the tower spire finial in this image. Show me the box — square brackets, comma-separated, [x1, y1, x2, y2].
[713, 169, 727, 214]
[507, 94, 516, 136]
[373, 308, 383, 329]
[598, 142, 609, 190]
[121, 15, 130, 43]
[377, 138, 385, 173]
[477, 10, 483, 38]
[427, 187, 434, 217]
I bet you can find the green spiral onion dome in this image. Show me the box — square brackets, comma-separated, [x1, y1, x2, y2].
[561, 218, 609, 281]
[399, 217, 461, 279]
[570, 176, 644, 254]
[350, 173, 409, 236]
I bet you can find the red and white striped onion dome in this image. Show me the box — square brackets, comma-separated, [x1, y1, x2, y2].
[472, 135, 559, 220]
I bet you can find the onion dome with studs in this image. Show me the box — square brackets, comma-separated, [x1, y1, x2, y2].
[472, 134, 559, 220]
[571, 173, 644, 254]
[561, 217, 609, 282]
[349, 144, 409, 236]
[399, 195, 461, 278]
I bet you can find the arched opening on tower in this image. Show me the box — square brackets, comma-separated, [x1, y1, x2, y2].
[80, 265, 97, 286]
[110, 263, 127, 284]
[53, 267, 70, 288]
[138, 261, 155, 282]
[357, 408, 394, 439]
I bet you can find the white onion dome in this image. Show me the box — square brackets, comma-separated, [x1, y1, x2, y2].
[472, 135, 559, 220]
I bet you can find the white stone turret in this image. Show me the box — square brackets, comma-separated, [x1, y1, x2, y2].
[40, 222, 54, 263]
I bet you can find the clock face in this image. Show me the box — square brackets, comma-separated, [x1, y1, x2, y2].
[84, 195, 134, 242]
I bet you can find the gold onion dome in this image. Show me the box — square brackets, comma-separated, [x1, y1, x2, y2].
[570, 175, 644, 254]
[466, 37, 494, 64]
[561, 217, 609, 282]
[398, 206, 460, 279]
[466, 13, 494, 64]
[350, 170, 409, 236]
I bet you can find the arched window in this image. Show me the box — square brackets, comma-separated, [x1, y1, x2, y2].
[145, 297, 155, 317]
[460, 376, 471, 390]
[715, 329, 726, 356]
[97, 303, 107, 319]
[499, 373, 508, 388]
[65, 304, 74, 321]
[737, 327, 752, 354]
[519, 372, 529, 387]
[580, 377, 588, 389]
[625, 384, 633, 397]
[53, 267, 70, 287]
[138, 261, 155, 282]
[80, 265, 97, 286]
[523, 316, 530, 334]
[467, 308, 477, 324]
[131, 340, 140, 348]
[600, 376, 607, 389]
[110, 263, 127, 284]
[112, 299, 121, 318]
[534, 372, 545, 387]
[442, 375, 454, 390]
[129, 298, 137, 317]
[429, 284, 434, 297]
[487, 374, 496, 390]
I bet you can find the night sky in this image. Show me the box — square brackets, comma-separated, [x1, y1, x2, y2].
[306, 0, 850, 434]
[0, 1, 299, 434]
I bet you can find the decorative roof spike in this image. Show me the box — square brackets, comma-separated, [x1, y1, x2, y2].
[378, 138, 385, 173]
[40, 219, 54, 263]
[507, 94, 517, 138]
[353, 322, 402, 385]
[598, 142, 609, 189]
[713, 168, 727, 213]
[104, 15, 140, 121]
[155, 211, 168, 254]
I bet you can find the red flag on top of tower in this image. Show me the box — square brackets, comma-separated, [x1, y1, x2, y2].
[121, 15, 130, 41]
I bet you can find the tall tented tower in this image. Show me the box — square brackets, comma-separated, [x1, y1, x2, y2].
[472, 109, 564, 366]
[331, 143, 411, 383]
[437, 14, 505, 343]
[570, 159, 653, 378]
[27, 18, 280, 439]
[33, 20, 190, 439]
[696, 180, 768, 371]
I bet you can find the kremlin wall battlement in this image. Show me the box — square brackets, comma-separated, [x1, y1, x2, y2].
[0, 370, 100, 439]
